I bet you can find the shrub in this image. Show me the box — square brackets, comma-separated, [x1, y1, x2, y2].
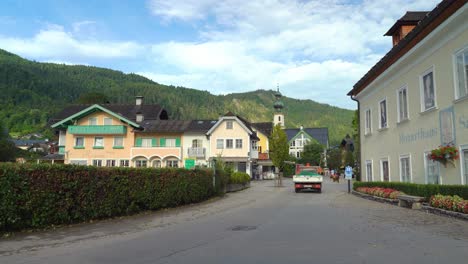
[356, 187, 402, 199]
[353, 182, 468, 200]
[229, 172, 251, 184]
[0, 163, 215, 232]
[430, 194, 468, 214]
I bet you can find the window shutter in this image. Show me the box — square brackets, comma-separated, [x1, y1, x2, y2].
[175, 138, 181, 147]
[152, 138, 157, 147]
[160, 138, 166, 147]
[136, 138, 142, 147]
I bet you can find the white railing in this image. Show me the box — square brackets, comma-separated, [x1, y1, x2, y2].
[188, 147, 206, 158]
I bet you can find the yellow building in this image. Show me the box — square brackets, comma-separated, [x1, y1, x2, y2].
[348, 1, 468, 184]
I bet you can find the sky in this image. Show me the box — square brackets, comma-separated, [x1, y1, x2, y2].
[0, 0, 441, 109]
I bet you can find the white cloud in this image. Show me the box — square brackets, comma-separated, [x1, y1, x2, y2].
[0, 26, 144, 61]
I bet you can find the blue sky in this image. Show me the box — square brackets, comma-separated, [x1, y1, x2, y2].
[0, 0, 440, 109]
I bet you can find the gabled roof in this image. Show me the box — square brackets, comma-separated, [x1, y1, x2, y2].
[251, 122, 273, 137]
[139, 120, 191, 133]
[11, 139, 47, 147]
[348, 0, 465, 97]
[206, 112, 254, 136]
[51, 104, 142, 128]
[384, 11, 429, 36]
[185, 120, 217, 133]
[284, 128, 329, 146]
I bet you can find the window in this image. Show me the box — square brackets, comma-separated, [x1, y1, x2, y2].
[192, 139, 202, 148]
[166, 138, 176, 147]
[141, 138, 152, 147]
[104, 118, 112, 125]
[114, 137, 124, 148]
[226, 121, 233, 129]
[235, 139, 243, 149]
[278, 116, 281, 122]
[226, 139, 233, 149]
[379, 99, 387, 129]
[365, 160, 373, 182]
[290, 141, 295, 147]
[296, 151, 301, 158]
[420, 68, 436, 111]
[425, 151, 440, 184]
[216, 139, 224, 149]
[454, 47, 468, 99]
[397, 86, 409, 122]
[92, 160, 103, 167]
[94, 137, 104, 148]
[89, 117, 97, 125]
[251, 140, 258, 150]
[399, 155, 411, 182]
[70, 160, 87, 165]
[380, 159, 389, 182]
[106, 160, 116, 167]
[365, 109, 372, 135]
[120, 160, 129, 167]
[166, 160, 179, 168]
[75, 137, 84, 148]
[153, 160, 161, 168]
[461, 147, 468, 185]
[135, 159, 147, 168]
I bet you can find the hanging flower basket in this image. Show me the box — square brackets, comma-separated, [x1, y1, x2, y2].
[428, 145, 459, 167]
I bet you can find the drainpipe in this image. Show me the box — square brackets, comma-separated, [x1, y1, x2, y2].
[350, 94, 361, 181]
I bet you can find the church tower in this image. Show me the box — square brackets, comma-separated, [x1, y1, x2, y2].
[273, 85, 285, 128]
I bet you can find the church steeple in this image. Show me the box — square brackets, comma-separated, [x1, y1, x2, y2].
[273, 84, 285, 128]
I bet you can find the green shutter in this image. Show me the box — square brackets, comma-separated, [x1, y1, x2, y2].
[175, 138, 181, 147]
[160, 138, 166, 147]
[136, 138, 142, 147]
[152, 138, 157, 147]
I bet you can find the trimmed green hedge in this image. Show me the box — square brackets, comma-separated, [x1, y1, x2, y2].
[229, 172, 251, 184]
[353, 181, 468, 200]
[0, 163, 215, 232]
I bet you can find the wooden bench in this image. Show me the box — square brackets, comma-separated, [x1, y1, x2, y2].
[397, 194, 426, 210]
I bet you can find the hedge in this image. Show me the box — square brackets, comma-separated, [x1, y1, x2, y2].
[229, 172, 251, 184]
[353, 181, 468, 200]
[0, 163, 216, 232]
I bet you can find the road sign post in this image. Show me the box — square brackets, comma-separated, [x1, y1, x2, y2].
[345, 166, 353, 193]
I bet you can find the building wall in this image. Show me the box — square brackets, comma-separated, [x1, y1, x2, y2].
[209, 119, 251, 158]
[182, 133, 210, 167]
[357, 8, 468, 184]
[65, 112, 133, 164]
[253, 130, 269, 154]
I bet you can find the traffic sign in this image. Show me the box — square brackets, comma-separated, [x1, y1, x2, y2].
[345, 166, 353, 180]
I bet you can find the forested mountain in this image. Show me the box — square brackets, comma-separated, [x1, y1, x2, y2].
[0, 49, 354, 145]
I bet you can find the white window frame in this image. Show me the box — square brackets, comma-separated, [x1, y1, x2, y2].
[166, 159, 179, 168]
[141, 138, 152, 148]
[165, 138, 176, 147]
[89, 117, 98, 125]
[235, 139, 243, 149]
[94, 136, 104, 147]
[460, 145, 468, 185]
[226, 139, 234, 149]
[75, 136, 85, 147]
[92, 159, 103, 167]
[364, 108, 372, 135]
[119, 159, 130, 167]
[104, 117, 113, 125]
[378, 98, 388, 129]
[453, 46, 468, 100]
[216, 139, 224, 149]
[70, 159, 87, 166]
[419, 66, 437, 112]
[424, 151, 441, 184]
[396, 85, 409, 123]
[113, 136, 124, 147]
[380, 158, 390, 182]
[192, 139, 202, 148]
[135, 159, 148, 168]
[106, 159, 116, 167]
[152, 160, 162, 168]
[365, 160, 373, 182]
[226, 121, 233, 129]
[399, 154, 412, 183]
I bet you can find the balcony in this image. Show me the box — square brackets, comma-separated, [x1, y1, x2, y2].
[249, 150, 259, 159]
[68, 125, 127, 135]
[187, 147, 206, 158]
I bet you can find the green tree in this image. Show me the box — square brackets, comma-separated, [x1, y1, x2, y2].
[327, 148, 342, 171]
[299, 141, 324, 166]
[269, 124, 290, 186]
[76, 92, 110, 104]
[0, 122, 16, 161]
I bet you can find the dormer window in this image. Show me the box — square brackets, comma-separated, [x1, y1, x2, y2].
[136, 113, 144, 122]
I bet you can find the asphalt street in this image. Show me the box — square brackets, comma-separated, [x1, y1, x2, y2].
[1, 178, 467, 264]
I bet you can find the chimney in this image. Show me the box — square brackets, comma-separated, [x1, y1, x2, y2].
[384, 11, 428, 47]
[135, 96, 143, 106]
[136, 111, 144, 123]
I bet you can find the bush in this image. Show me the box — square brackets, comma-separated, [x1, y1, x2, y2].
[229, 172, 251, 184]
[356, 187, 403, 199]
[353, 181, 468, 200]
[430, 194, 468, 214]
[0, 163, 215, 232]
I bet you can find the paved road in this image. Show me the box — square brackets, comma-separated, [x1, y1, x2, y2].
[1, 178, 468, 264]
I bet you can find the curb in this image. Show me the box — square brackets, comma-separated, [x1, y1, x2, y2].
[351, 190, 398, 205]
[421, 205, 468, 221]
